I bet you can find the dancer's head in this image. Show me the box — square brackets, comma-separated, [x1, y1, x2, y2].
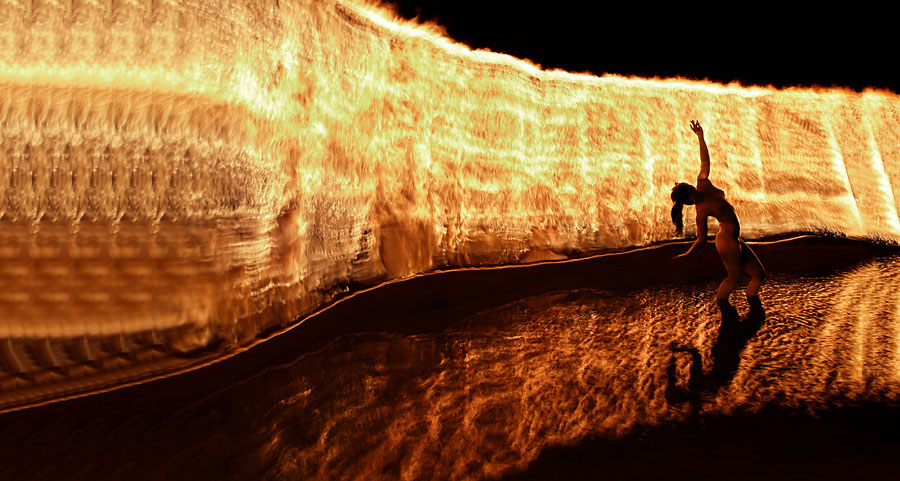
[670, 183, 696, 235]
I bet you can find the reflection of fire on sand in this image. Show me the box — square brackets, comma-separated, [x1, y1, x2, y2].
[667, 308, 767, 418]
[5, 235, 899, 481]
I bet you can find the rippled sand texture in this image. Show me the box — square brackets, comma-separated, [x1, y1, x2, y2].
[5, 255, 900, 481]
[3, 0, 900, 410]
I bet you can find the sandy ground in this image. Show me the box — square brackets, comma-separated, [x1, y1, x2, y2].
[2, 235, 899, 480]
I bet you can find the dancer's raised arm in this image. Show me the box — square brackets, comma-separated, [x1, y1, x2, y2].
[669, 119, 766, 323]
[690, 120, 709, 181]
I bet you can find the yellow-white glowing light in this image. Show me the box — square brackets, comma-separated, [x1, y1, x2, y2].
[0, 0, 899, 411]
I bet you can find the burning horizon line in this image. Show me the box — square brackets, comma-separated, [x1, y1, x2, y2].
[1, 0, 899, 411]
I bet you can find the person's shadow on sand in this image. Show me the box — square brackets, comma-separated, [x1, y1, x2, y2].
[665, 306, 767, 419]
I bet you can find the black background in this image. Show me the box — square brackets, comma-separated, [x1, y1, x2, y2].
[389, 1, 896, 93]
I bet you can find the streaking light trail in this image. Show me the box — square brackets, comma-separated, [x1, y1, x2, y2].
[1, 0, 898, 411]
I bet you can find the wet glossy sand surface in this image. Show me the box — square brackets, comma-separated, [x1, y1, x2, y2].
[3, 239, 900, 480]
[6, 0, 900, 414]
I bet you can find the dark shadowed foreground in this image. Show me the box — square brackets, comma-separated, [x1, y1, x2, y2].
[3, 238, 900, 480]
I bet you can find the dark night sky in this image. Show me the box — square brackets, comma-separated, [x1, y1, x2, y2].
[390, 2, 896, 93]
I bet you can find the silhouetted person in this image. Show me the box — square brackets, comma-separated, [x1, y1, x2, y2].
[671, 120, 766, 322]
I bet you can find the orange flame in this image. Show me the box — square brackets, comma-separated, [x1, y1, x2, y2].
[1, 0, 899, 410]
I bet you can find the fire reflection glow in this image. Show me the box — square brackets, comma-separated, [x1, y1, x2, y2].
[4, 255, 900, 480]
[1, 0, 899, 411]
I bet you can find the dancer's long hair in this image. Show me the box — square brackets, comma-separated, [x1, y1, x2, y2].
[670, 183, 697, 234]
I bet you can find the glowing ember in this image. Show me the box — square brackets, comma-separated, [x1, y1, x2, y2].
[1, 0, 898, 411]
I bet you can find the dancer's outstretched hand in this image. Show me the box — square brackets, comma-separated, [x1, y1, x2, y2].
[689, 120, 703, 137]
